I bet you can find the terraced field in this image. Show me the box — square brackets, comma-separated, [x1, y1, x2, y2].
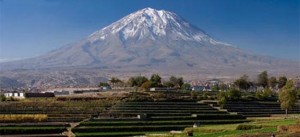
[73, 102, 249, 137]
[0, 123, 69, 137]
[0, 99, 112, 136]
[2, 93, 298, 136]
[224, 101, 300, 117]
[0, 100, 110, 122]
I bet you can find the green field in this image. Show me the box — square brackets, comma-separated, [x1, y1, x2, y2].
[0, 91, 299, 137]
[145, 116, 299, 137]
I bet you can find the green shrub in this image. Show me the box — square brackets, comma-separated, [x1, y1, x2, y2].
[236, 124, 262, 130]
[227, 88, 241, 100]
[217, 91, 227, 108]
[0, 94, 6, 102]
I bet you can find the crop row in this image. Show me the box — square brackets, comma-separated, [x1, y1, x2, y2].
[47, 117, 87, 122]
[109, 109, 221, 113]
[107, 111, 227, 116]
[79, 119, 250, 127]
[0, 123, 70, 127]
[0, 107, 104, 111]
[111, 107, 215, 110]
[238, 111, 300, 115]
[224, 104, 281, 107]
[0, 127, 66, 135]
[75, 132, 146, 137]
[152, 114, 245, 120]
[227, 108, 300, 112]
[72, 125, 189, 132]
[0, 110, 99, 114]
[115, 104, 210, 107]
[0, 101, 111, 107]
[149, 115, 244, 121]
[119, 102, 206, 105]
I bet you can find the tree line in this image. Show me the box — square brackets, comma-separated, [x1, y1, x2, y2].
[219, 71, 299, 118]
[98, 74, 191, 91]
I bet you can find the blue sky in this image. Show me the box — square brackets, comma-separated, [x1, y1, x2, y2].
[0, 0, 299, 61]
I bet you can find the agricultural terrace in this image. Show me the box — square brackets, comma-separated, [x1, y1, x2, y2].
[0, 90, 299, 137]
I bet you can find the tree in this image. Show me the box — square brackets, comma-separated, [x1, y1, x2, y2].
[268, 76, 277, 89]
[140, 81, 152, 92]
[109, 77, 121, 88]
[211, 84, 220, 91]
[278, 76, 287, 89]
[256, 88, 274, 100]
[177, 77, 184, 89]
[169, 76, 184, 88]
[227, 88, 241, 101]
[0, 94, 6, 102]
[150, 74, 162, 87]
[219, 83, 228, 91]
[279, 80, 297, 118]
[162, 76, 184, 88]
[181, 83, 191, 90]
[169, 76, 178, 88]
[98, 82, 110, 87]
[163, 81, 175, 88]
[128, 76, 149, 87]
[234, 75, 250, 91]
[217, 91, 228, 108]
[257, 71, 268, 88]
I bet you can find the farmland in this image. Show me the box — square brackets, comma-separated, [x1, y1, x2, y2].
[0, 91, 299, 137]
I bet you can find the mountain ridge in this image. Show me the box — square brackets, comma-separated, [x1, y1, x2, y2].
[0, 7, 299, 88]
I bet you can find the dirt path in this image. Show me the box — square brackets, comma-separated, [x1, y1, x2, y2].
[64, 119, 90, 137]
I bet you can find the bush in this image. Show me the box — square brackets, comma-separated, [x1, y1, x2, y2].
[227, 88, 241, 100]
[139, 81, 152, 92]
[217, 91, 227, 108]
[236, 124, 262, 130]
[0, 94, 6, 102]
[190, 91, 196, 100]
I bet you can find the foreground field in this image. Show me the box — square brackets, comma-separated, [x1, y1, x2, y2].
[146, 115, 300, 137]
[72, 101, 248, 137]
[0, 91, 299, 137]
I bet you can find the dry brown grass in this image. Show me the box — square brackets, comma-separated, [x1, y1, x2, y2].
[0, 114, 47, 122]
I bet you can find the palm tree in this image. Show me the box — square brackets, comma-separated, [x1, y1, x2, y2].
[109, 77, 121, 88]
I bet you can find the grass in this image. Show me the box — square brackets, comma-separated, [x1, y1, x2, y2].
[193, 127, 276, 137]
[191, 117, 298, 137]
[75, 131, 169, 137]
[75, 132, 145, 136]
[146, 115, 299, 137]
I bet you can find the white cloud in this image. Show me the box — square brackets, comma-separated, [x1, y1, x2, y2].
[0, 58, 22, 63]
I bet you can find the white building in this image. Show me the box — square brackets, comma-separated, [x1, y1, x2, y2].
[4, 92, 25, 98]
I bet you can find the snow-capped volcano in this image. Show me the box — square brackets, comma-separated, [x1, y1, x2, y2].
[88, 7, 228, 45]
[1, 8, 298, 88]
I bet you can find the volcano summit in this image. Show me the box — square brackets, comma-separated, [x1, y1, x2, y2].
[0, 8, 298, 87]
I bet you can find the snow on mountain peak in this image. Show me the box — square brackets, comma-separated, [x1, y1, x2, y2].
[88, 8, 231, 46]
